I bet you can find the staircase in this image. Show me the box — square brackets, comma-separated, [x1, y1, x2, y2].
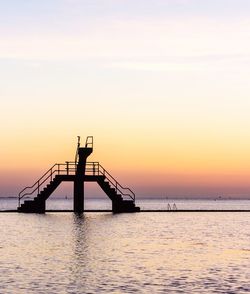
[18, 175, 63, 213]
[86, 162, 140, 213]
[18, 162, 76, 213]
[97, 176, 140, 213]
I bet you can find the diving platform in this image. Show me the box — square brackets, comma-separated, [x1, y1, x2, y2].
[18, 137, 140, 213]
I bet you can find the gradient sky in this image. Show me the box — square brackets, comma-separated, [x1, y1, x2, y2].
[1, 0, 250, 198]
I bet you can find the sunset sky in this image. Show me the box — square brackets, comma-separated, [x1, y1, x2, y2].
[1, 0, 250, 198]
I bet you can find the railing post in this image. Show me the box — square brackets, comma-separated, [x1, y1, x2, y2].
[50, 168, 52, 181]
[58, 164, 60, 175]
[38, 181, 40, 195]
[66, 161, 69, 175]
[97, 163, 99, 175]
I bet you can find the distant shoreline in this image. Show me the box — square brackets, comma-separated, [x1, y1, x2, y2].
[1, 197, 250, 200]
[1, 209, 250, 213]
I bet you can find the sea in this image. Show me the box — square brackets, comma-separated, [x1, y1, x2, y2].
[0, 198, 249, 293]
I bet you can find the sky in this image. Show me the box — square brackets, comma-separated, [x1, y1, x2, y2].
[1, 0, 250, 198]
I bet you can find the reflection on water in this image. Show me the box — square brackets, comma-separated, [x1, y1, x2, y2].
[0, 212, 249, 293]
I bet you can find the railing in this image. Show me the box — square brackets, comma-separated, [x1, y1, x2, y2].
[86, 162, 135, 201]
[18, 162, 77, 207]
[18, 160, 135, 207]
[85, 136, 93, 148]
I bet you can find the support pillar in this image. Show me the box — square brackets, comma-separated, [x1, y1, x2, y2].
[73, 146, 92, 213]
[73, 175, 84, 213]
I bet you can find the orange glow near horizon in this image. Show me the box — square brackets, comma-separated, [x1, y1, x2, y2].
[1, 132, 250, 198]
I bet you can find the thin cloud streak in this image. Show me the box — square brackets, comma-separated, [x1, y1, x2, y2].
[0, 18, 249, 61]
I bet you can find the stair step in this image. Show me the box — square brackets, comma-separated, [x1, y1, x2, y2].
[112, 199, 140, 213]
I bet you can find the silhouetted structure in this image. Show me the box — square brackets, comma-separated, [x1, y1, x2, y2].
[18, 137, 140, 213]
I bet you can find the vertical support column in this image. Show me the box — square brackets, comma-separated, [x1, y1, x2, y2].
[73, 147, 93, 213]
[73, 176, 84, 213]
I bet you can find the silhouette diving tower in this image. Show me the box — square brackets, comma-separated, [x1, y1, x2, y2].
[18, 137, 140, 213]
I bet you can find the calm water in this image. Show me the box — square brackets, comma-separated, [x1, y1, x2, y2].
[0, 199, 250, 293]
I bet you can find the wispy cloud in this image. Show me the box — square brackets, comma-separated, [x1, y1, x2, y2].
[0, 17, 249, 62]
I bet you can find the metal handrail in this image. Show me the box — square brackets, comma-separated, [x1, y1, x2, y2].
[19, 169, 58, 202]
[18, 160, 135, 207]
[86, 162, 135, 201]
[85, 136, 93, 148]
[18, 162, 77, 207]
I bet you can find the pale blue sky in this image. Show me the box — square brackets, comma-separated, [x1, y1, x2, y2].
[1, 1, 250, 21]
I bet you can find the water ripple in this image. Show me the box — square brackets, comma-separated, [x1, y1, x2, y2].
[0, 212, 249, 293]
